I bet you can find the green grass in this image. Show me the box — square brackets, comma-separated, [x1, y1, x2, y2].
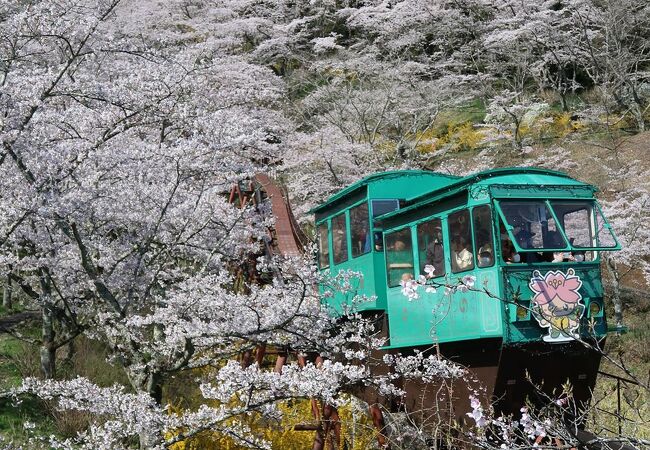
[0, 336, 32, 379]
[0, 334, 55, 445]
[0, 395, 57, 444]
[590, 288, 650, 440]
[0, 304, 18, 316]
[592, 366, 650, 440]
[0, 332, 133, 444]
[432, 99, 487, 133]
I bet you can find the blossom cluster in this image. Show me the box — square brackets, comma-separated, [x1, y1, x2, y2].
[400, 264, 476, 300]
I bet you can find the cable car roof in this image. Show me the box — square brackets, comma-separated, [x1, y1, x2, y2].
[311, 167, 590, 218]
[310, 170, 460, 215]
[376, 167, 592, 222]
[410, 167, 586, 200]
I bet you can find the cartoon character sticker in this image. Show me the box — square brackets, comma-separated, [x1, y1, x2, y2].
[529, 269, 585, 343]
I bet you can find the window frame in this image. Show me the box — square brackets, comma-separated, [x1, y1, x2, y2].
[415, 216, 446, 279]
[551, 200, 595, 249]
[316, 221, 330, 269]
[593, 202, 620, 249]
[494, 199, 568, 252]
[371, 199, 400, 218]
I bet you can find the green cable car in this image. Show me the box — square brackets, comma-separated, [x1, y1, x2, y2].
[312, 168, 620, 419]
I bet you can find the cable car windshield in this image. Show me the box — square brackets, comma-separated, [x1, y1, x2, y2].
[495, 199, 619, 254]
[499, 201, 567, 250]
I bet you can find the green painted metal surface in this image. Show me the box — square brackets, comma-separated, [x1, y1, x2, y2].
[385, 265, 504, 348]
[315, 168, 618, 349]
[501, 263, 607, 344]
[316, 171, 461, 314]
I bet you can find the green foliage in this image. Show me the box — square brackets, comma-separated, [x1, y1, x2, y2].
[411, 102, 489, 154]
[591, 289, 650, 440]
[61, 337, 131, 388]
[0, 335, 39, 389]
[591, 374, 650, 441]
[606, 293, 650, 364]
[435, 102, 487, 132]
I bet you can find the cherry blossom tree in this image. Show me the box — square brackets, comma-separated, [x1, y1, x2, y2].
[0, 0, 284, 395]
[599, 162, 650, 329]
[567, 0, 650, 132]
[2, 0, 649, 448]
[0, 2, 472, 447]
[281, 126, 383, 221]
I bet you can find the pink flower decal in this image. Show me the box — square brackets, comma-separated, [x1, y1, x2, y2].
[529, 269, 582, 305]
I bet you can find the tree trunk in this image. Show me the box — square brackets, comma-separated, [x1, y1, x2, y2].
[127, 368, 164, 404]
[3, 274, 12, 310]
[138, 427, 160, 449]
[41, 305, 56, 379]
[605, 256, 624, 330]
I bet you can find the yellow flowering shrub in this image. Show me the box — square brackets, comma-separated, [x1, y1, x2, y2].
[433, 122, 483, 152]
[167, 396, 377, 450]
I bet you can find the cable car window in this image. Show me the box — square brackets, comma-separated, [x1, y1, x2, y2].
[473, 205, 495, 268]
[372, 199, 399, 218]
[385, 228, 414, 287]
[449, 209, 474, 273]
[548, 201, 617, 250]
[332, 213, 348, 265]
[499, 201, 566, 250]
[317, 223, 329, 269]
[350, 203, 371, 258]
[417, 219, 445, 278]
